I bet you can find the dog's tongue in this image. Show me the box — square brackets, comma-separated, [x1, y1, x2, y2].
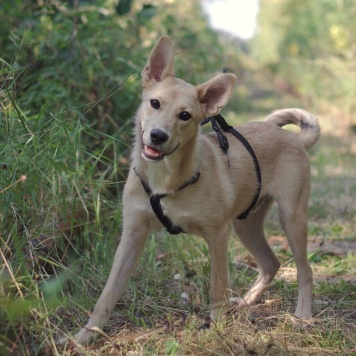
[143, 145, 163, 159]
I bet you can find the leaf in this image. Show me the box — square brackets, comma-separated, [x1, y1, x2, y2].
[116, 0, 133, 16]
[308, 251, 322, 263]
[137, 4, 157, 24]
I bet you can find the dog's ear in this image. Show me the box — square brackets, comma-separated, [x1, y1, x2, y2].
[197, 73, 236, 117]
[142, 35, 175, 87]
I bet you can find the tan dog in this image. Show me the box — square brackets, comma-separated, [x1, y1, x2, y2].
[71, 36, 320, 345]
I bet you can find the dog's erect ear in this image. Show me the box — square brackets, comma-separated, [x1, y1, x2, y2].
[197, 73, 237, 117]
[142, 35, 175, 87]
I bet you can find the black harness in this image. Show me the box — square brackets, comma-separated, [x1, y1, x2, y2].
[134, 168, 200, 235]
[204, 114, 262, 219]
[135, 114, 261, 235]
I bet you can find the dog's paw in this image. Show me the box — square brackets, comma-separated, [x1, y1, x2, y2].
[73, 327, 98, 346]
[229, 296, 248, 307]
[209, 301, 230, 321]
[58, 335, 68, 346]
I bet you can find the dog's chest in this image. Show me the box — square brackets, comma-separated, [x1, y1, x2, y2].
[157, 194, 201, 232]
[160, 197, 190, 221]
[157, 192, 224, 236]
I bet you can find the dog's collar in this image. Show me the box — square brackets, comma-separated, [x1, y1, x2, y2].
[202, 114, 261, 220]
[133, 168, 201, 235]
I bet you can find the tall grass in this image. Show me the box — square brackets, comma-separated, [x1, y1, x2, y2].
[0, 59, 131, 353]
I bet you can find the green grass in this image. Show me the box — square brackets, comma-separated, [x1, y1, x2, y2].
[1, 62, 355, 355]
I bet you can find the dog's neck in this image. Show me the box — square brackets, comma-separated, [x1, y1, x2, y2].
[132, 135, 200, 196]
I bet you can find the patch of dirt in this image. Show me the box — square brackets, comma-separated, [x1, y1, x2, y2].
[268, 235, 356, 256]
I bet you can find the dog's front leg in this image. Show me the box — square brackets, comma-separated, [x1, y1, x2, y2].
[206, 230, 230, 320]
[73, 226, 148, 346]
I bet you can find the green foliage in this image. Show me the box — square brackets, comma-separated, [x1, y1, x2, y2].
[0, 56, 123, 352]
[252, 0, 356, 116]
[0, 0, 229, 135]
[1, 0, 144, 137]
[117, 0, 134, 16]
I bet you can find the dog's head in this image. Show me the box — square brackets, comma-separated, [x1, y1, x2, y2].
[138, 35, 236, 161]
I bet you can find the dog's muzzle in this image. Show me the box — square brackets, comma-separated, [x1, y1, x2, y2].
[150, 129, 169, 145]
[142, 144, 164, 160]
[141, 129, 169, 160]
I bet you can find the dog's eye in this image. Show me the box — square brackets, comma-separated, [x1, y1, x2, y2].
[150, 99, 160, 110]
[179, 111, 191, 121]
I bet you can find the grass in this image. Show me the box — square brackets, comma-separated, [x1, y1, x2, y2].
[1, 62, 355, 355]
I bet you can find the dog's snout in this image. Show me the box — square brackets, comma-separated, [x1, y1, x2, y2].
[150, 129, 169, 145]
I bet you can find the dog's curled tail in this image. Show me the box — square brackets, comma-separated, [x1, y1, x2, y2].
[265, 108, 320, 149]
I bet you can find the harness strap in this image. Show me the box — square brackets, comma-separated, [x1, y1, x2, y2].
[202, 114, 262, 220]
[135, 114, 261, 236]
[134, 168, 200, 235]
[202, 116, 229, 153]
[150, 195, 184, 235]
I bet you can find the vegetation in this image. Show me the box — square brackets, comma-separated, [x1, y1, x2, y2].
[252, 0, 356, 121]
[1, 0, 355, 354]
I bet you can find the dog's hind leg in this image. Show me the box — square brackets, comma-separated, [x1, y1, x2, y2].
[278, 199, 313, 318]
[231, 196, 280, 307]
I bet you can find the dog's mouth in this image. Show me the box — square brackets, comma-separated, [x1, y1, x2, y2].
[142, 144, 165, 160]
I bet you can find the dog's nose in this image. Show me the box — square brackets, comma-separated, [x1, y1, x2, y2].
[150, 129, 169, 145]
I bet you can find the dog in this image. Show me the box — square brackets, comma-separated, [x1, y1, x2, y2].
[70, 35, 320, 345]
